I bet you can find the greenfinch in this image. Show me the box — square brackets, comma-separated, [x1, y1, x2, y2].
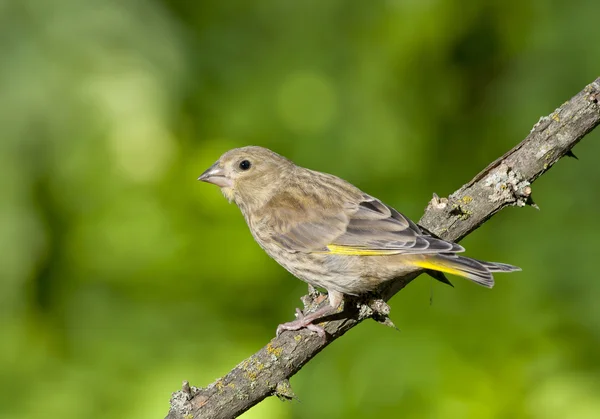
[199, 146, 520, 337]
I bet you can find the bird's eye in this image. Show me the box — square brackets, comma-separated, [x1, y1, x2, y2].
[239, 160, 251, 171]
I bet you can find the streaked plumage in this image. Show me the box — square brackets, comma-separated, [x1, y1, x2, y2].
[199, 146, 520, 336]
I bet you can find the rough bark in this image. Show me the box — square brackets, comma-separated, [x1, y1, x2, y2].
[166, 77, 600, 419]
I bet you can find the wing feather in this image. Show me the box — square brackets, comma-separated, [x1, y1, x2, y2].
[267, 191, 463, 256]
[331, 195, 463, 254]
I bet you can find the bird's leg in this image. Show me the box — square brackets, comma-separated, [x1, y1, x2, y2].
[276, 306, 336, 338]
[276, 290, 343, 338]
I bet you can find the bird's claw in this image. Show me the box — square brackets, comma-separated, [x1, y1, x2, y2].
[276, 308, 326, 339]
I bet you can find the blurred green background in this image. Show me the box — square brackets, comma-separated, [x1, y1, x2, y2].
[1, 0, 599, 418]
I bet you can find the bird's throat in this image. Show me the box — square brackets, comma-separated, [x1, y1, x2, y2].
[221, 187, 235, 203]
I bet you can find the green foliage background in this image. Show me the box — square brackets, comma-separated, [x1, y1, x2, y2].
[1, 1, 600, 418]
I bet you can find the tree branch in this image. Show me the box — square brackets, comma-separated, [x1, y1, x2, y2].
[166, 77, 600, 419]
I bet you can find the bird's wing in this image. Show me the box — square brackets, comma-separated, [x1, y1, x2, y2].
[269, 194, 463, 255]
[266, 205, 350, 252]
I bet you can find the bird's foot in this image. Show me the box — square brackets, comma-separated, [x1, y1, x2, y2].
[276, 308, 327, 339]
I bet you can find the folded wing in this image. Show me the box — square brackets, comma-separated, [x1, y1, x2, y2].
[270, 193, 463, 256]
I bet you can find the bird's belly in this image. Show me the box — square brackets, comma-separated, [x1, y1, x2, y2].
[259, 241, 416, 295]
[262, 246, 342, 291]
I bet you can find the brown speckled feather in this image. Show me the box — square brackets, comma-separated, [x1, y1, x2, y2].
[259, 168, 464, 256]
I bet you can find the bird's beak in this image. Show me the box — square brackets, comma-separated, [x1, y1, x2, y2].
[198, 162, 233, 188]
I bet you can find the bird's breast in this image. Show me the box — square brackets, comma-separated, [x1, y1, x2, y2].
[242, 211, 418, 295]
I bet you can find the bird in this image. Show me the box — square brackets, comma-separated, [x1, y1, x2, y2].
[198, 146, 520, 337]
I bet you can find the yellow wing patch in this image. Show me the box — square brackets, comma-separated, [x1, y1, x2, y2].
[322, 244, 401, 256]
[411, 260, 463, 276]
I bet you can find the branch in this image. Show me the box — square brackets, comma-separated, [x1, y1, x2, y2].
[166, 77, 600, 419]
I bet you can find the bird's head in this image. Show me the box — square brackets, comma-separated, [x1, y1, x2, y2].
[198, 146, 294, 211]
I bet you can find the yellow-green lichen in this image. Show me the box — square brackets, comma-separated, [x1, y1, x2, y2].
[245, 371, 258, 381]
[267, 342, 283, 357]
[215, 380, 224, 393]
[235, 390, 249, 400]
[459, 210, 473, 221]
[461, 195, 473, 204]
[275, 380, 296, 401]
[241, 357, 267, 382]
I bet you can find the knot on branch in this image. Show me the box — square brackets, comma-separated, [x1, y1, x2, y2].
[483, 163, 532, 207]
[585, 80, 600, 104]
[168, 381, 203, 419]
[274, 379, 296, 401]
[430, 193, 449, 210]
[300, 285, 328, 311]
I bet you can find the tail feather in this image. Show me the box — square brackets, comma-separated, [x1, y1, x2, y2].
[425, 269, 454, 288]
[477, 259, 522, 273]
[412, 255, 521, 288]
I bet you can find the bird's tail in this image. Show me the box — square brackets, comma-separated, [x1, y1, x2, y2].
[412, 254, 521, 288]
